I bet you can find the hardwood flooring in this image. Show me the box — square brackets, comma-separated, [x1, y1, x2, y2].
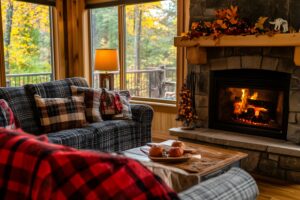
[254, 175, 300, 200]
[152, 132, 300, 200]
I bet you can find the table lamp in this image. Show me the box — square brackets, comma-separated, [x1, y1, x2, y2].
[94, 49, 119, 90]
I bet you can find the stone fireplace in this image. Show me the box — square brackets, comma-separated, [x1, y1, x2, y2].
[192, 47, 300, 144]
[186, 0, 300, 144]
[171, 48, 300, 182]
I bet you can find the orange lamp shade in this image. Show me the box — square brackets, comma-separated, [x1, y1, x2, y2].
[94, 49, 119, 71]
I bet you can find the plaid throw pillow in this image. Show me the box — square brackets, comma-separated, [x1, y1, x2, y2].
[34, 95, 87, 133]
[112, 93, 132, 120]
[0, 99, 17, 129]
[118, 90, 131, 101]
[100, 89, 123, 116]
[71, 86, 102, 123]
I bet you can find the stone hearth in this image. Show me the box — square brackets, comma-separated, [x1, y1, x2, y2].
[170, 128, 300, 183]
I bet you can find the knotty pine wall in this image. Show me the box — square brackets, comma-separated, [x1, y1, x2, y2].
[151, 106, 181, 138]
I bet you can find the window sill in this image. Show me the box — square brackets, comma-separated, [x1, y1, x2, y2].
[130, 99, 177, 113]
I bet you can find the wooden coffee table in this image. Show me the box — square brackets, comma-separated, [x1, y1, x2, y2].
[122, 140, 247, 192]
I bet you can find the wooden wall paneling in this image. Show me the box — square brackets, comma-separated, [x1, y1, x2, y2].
[0, 1, 6, 86]
[65, 0, 78, 77]
[82, 9, 92, 85]
[176, 0, 189, 104]
[118, 5, 126, 89]
[53, 0, 67, 80]
[152, 111, 181, 135]
[64, 0, 91, 83]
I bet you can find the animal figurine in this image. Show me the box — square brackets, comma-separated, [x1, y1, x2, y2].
[269, 18, 289, 33]
[255, 17, 268, 30]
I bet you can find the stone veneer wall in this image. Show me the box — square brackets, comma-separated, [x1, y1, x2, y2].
[188, 0, 300, 144]
[190, 0, 300, 30]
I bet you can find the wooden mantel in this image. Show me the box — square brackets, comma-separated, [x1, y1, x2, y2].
[174, 33, 300, 66]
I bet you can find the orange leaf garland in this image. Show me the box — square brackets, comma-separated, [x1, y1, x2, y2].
[184, 5, 278, 40]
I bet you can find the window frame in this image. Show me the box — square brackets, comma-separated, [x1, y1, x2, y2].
[0, 1, 56, 87]
[89, 0, 185, 106]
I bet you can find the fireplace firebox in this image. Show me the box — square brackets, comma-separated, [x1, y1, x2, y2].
[209, 69, 290, 139]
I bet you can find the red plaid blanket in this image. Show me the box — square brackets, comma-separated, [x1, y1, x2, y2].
[0, 128, 178, 200]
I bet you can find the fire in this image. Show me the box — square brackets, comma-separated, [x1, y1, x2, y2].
[234, 89, 248, 115]
[250, 92, 258, 100]
[233, 89, 268, 118]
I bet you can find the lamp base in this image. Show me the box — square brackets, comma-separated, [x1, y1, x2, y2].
[100, 73, 114, 90]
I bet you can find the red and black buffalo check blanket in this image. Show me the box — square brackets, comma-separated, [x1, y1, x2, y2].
[0, 128, 179, 200]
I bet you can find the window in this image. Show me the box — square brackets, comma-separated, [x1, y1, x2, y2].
[1, 0, 54, 87]
[90, 0, 177, 101]
[90, 6, 120, 90]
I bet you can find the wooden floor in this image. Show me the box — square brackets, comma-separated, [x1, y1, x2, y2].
[152, 132, 300, 200]
[255, 175, 300, 200]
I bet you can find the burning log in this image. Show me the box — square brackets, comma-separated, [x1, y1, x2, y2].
[247, 99, 272, 108]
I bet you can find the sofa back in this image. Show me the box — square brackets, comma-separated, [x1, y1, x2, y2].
[0, 77, 88, 134]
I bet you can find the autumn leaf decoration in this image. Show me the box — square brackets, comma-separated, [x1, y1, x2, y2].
[185, 5, 273, 39]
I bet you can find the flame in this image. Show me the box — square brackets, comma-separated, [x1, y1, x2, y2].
[234, 89, 268, 118]
[250, 92, 258, 100]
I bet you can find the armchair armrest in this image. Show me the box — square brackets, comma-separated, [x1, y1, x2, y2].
[130, 104, 154, 125]
[178, 168, 259, 200]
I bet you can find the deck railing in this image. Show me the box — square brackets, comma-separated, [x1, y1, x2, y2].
[5, 67, 176, 100]
[94, 66, 176, 100]
[6, 72, 53, 87]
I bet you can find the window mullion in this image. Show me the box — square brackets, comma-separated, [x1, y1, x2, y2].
[49, 7, 56, 81]
[118, 5, 126, 90]
[0, 1, 6, 86]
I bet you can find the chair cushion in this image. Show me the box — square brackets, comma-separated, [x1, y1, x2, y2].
[71, 86, 103, 123]
[48, 120, 144, 151]
[34, 95, 87, 133]
[0, 99, 17, 129]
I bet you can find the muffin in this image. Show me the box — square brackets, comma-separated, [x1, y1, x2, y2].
[168, 147, 184, 157]
[171, 141, 186, 149]
[149, 145, 164, 157]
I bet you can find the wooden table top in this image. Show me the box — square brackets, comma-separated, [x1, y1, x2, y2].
[123, 140, 248, 177]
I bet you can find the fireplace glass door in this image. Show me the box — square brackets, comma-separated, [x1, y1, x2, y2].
[218, 87, 284, 130]
[209, 69, 290, 139]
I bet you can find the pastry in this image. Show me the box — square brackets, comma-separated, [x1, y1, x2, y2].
[168, 147, 184, 157]
[171, 141, 185, 149]
[149, 145, 163, 157]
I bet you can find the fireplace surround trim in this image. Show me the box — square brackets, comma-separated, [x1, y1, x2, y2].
[174, 33, 300, 66]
